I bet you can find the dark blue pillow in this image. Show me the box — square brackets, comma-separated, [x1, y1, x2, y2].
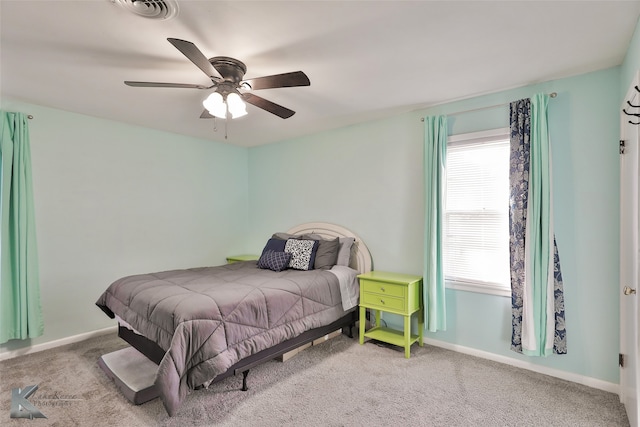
[260, 238, 287, 257]
[258, 250, 291, 272]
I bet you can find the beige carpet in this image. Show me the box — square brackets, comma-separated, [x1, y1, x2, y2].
[0, 332, 629, 426]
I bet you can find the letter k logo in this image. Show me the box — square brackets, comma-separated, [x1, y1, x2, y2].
[10, 385, 46, 419]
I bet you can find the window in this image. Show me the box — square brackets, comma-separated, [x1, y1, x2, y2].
[444, 128, 511, 297]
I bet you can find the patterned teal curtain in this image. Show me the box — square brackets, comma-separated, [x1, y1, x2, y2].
[509, 95, 566, 356]
[0, 111, 43, 343]
[423, 115, 447, 332]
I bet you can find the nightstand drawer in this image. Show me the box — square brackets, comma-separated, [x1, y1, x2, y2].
[361, 292, 405, 312]
[360, 280, 405, 298]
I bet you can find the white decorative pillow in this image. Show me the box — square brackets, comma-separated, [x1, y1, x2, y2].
[284, 239, 317, 270]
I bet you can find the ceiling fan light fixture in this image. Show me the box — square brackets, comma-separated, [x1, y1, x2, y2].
[203, 92, 247, 120]
[227, 93, 247, 119]
[203, 92, 226, 119]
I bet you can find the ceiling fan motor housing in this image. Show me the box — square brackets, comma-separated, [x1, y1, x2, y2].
[210, 57, 247, 84]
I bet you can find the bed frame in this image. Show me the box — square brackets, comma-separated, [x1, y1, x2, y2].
[118, 310, 358, 391]
[117, 222, 372, 393]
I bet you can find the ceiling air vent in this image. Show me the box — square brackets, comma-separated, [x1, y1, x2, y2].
[111, 0, 179, 20]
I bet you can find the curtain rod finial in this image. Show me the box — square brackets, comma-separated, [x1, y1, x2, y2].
[550, 92, 557, 98]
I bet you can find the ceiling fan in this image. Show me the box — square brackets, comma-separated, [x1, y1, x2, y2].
[125, 38, 310, 120]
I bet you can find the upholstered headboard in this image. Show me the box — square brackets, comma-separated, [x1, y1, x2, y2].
[286, 222, 372, 274]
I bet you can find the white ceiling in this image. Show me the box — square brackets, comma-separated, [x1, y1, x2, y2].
[2, 1, 640, 147]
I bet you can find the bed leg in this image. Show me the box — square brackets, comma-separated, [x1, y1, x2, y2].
[342, 324, 354, 338]
[241, 370, 250, 391]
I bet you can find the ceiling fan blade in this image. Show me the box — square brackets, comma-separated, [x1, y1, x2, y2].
[242, 93, 295, 119]
[125, 81, 212, 89]
[200, 109, 214, 119]
[167, 38, 221, 80]
[242, 71, 310, 90]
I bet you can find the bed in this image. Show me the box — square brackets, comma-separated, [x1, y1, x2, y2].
[95, 222, 372, 416]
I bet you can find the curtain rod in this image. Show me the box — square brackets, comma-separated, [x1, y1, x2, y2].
[420, 92, 557, 121]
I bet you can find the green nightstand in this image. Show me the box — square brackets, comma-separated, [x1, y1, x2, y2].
[226, 254, 259, 263]
[358, 271, 424, 358]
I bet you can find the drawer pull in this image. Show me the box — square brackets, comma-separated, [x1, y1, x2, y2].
[380, 287, 385, 292]
[379, 299, 385, 305]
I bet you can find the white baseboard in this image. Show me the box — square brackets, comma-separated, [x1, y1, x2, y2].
[0, 325, 117, 362]
[423, 337, 620, 396]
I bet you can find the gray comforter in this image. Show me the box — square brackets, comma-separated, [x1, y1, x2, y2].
[96, 261, 347, 416]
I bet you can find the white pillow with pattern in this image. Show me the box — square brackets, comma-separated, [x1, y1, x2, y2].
[284, 239, 316, 270]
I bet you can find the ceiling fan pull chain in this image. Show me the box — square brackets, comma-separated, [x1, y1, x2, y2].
[225, 117, 228, 139]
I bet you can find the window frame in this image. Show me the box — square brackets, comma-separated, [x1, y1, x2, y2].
[444, 127, 511, 298]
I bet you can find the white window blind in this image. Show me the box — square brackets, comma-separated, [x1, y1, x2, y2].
[444, 129, 511, 296]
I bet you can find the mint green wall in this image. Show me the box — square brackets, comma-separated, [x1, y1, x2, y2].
[0, 99, 249, 354]
[248, 67, 622, 384]
[248, 114, 424, 275]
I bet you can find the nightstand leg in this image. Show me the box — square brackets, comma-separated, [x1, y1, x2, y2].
[359, 306, 366, 344]
[404, 315, 411, 359]
[418, 309, 424, 347]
